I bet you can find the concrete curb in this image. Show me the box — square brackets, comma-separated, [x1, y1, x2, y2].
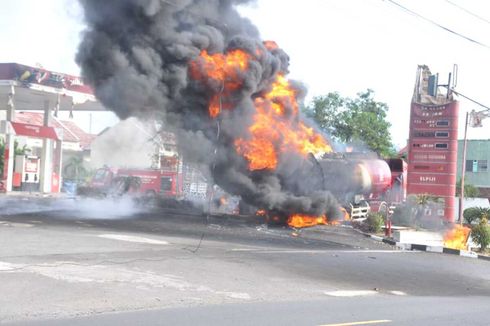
[355, 228, 489, 261]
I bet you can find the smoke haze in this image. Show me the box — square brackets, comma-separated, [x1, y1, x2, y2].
[76, 0, 341, 220]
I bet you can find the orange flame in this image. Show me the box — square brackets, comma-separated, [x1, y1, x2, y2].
[288, 207, 349, 228]
[219, 196, 228, 206]
[443, 225, 471, 250]
[263, 40, 279, 51]
[340, 207, 351, 221]
[189, 49, 251, 117]
[235, 74, 332, 171]
[288, 214, 327, 228]
[256, 209, 267, 216]
[189, 44, 332, 171]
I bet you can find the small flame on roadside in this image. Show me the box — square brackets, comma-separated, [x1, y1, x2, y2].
[336, 207, 351, 224]
[287, 207, 350, 228]
[288, 214, 327, 228]
[256, 209, 267, 216]
[219, 196, 228, 206]
[443, 225, 471, 250]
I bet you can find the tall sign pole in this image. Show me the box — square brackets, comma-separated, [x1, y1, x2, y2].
[407, 66, 459, 222]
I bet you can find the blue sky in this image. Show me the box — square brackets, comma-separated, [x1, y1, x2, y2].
[1, 0, 489, 146]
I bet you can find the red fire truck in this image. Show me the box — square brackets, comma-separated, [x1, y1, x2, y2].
[84, 166, 182, 198]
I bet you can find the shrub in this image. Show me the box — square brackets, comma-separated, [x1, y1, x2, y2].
[464, 207, 481, 225]
[366, 212, 384, 233]
[464, 207, 490, 225]
[480, 208, 490, 220]
[391, 203, 414, 226]
[471, 218, 490, 251]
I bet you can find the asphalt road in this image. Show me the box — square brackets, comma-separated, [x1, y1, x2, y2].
[25, 297, 490, 326]
[0, 196, 489, 325]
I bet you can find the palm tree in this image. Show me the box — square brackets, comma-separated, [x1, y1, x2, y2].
[456, 179, 480, 198]
[63, 156, 88, 184]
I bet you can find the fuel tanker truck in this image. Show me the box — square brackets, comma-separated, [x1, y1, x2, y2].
[294, 152, 407, 220]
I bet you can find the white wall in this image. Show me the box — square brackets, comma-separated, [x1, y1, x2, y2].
[454, 197, 490, 220]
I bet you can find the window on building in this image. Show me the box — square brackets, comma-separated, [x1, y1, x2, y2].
[435, 131, 449, 138]
[466, 160, 488, 172]
[413, 131, 435, 138]
[436, 120, 449, 126]
[478, 160, 488, 172]
[435, 143, 448, 149]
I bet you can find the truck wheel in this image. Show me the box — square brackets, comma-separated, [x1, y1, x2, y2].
[145, 190, 157, 198]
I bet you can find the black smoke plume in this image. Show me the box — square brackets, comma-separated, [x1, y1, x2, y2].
[76, 0, 342, 221]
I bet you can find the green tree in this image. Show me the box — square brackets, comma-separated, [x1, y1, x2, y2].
[464, 207, 490, 225]
[63, 156, 88, 183]
[0, 138, 30, 175]
[306, 89, 395, 157]
[455, 179, 480, 198]
[471, 217, 490, 251]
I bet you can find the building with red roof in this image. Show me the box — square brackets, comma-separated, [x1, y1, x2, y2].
[14, 112, 96, 152]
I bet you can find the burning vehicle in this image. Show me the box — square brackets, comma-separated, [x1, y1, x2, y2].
[75, 0, 406, 228]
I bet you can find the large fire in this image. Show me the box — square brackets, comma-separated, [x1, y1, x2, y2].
[190, 42, 333, 223]
[190, 43, 332, 171]
[443, 225, 471, 250]
[287, 207, 350, 228]
[235, 74, 332, 171]
[288, 214, 328, 228]
[189, 49, 251, 117]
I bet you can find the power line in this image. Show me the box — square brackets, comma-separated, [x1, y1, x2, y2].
[450, 89, 490, 111]
[444, 0, 490, 26]
[384, 0, 490, 49]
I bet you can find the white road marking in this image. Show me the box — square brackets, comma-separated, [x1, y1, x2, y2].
[0, 221, 34, 228]
[389, 290, 407, 296]
[324, 290, 379, 297]
[0, 262, 21, 271]
[319, 320, 391, 326]
[98, 234, 169, 245]
[219, 292, 251, 300]
[230, 249, 418, 254]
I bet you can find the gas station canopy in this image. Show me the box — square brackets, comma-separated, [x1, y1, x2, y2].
[0, 121, 62, 141]
[0, 63, 106, 193]
[0, 63, 105, 111]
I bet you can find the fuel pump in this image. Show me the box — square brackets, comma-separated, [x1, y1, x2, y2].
[14, 155, 41, 192]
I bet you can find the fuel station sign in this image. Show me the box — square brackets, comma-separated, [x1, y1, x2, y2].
[407, 101, 459, 221]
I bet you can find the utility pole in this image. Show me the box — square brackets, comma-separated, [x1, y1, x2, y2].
[458, 112, 469, 225]
[459, 108, 490, 225]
